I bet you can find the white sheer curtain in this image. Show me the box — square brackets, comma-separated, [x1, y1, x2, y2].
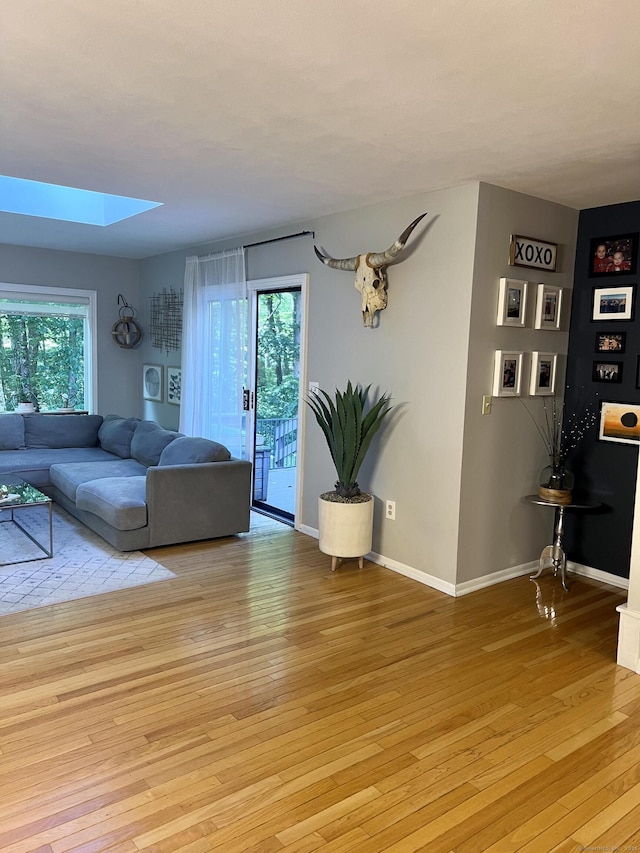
[180, 247, 247, 458]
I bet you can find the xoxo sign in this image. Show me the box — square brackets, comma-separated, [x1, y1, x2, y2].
[508, 234, 557, 272]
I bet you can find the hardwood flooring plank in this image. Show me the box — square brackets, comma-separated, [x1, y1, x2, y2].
[0, 518, 632, 852]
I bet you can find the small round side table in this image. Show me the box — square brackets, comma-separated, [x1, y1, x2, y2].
[524, 495, 601, 591]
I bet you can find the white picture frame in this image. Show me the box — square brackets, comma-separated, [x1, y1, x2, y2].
[497, 278, 528, 327]
[592, 285, 635, 321]
[166, 366, 182, 405]
[143, 364, 163, 402]
[529, 351, 557, 396]
[534, 284, 563, 330]
[492, 350, 524, 397]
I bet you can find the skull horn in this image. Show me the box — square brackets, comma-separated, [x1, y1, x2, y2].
[367, 212, 428, 269]
[313, 245, 359, 271]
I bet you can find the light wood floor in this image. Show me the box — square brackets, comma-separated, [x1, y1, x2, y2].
[0, 514, 638, 853]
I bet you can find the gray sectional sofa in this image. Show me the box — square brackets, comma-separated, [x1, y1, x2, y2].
[0, 413, 252, 550]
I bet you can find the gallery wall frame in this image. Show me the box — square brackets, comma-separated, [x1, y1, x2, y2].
[497, 277, 528, 327]
[529, 351, 557, 396]
[592, 360, 623, 384]
[534, 284, 563, 330]
[588, 232, 638, 277]
[508, 234, 557, 272]
[592, 285, 635, 321]
[595, 331, 626, 353]
[599, 401, 640, 445]
[166, 366, 182, 405]
[492, 350, 524, 397]
[143, 364, 163, 402]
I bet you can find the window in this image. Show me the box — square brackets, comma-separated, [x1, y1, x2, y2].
[0, 283, 97, 413]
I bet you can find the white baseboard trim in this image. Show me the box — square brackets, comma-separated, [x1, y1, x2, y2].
[567, 561, 629, 590]
[368, 551, 457, 597]
[454, 562, 538, 597]
[294, 527, 629, 597]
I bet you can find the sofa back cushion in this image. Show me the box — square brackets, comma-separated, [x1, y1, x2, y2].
[23, 414, 103, 449]
[158, 436, 231, 466]
[98, 415, 140, 458]
[131, 420, 180, 467]
[0, 413, 26, 450]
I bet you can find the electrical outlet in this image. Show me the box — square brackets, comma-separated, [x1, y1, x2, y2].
[385, 500, 396, 520]
[482, 395, 492, 415]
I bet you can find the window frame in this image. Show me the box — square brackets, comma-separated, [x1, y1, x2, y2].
[0, 282, 98, 413]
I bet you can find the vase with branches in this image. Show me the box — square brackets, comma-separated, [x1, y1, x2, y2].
[520, 394, 599, 503]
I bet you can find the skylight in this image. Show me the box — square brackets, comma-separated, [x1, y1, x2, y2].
[0, 175, 163, 226]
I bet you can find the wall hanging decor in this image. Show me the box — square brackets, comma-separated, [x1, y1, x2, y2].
[166, 366, 182, 405]
[508, 234, 557, 272]
[111, 294, 143, 349]
[592, 284, 635, 321]
[592, 361, 623, 384]
[530, 352, 558, 396]
[143, 364, 163, 402]
[497, 277, 528, 326]
[588, 233, 638, 277]
[599, 401, 640, 445]
[313, 212, 427, 327]
[492, 350, 524, 397]
[595, 331, 626, 353]
[150, 287, 183, 353]
[534, 284, 563, 330]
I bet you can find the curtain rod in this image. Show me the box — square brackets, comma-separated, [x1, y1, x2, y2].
[244, 230, 314, 250]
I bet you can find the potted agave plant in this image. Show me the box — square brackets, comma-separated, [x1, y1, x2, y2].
[306, 381, 392, 571]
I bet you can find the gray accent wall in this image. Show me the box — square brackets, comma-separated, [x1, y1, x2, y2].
[458, 183, 578, 585]
[0, 243, 140, 417]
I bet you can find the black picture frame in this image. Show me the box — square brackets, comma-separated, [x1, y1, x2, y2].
[595, 331, 626, 353]
[589, 232, 638, 277]
[592, 360, 623, 384]
[636, 356, 640, 390]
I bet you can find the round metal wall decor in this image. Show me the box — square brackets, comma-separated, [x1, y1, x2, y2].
[112, 294, 143, 348]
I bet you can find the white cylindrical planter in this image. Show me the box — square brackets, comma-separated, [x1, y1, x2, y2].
[318, 495, 374, 570]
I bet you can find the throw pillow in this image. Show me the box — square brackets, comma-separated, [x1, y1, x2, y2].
[98, 415, 140, 458]
[158, 436, 231, 466]
[130, 420, 180, 467]
[0, 413, 26, 450]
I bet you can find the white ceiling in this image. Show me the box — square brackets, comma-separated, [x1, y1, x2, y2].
[2, 0, 640, 259]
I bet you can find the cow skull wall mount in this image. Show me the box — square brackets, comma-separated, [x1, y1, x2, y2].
[314, 212, 428, 327]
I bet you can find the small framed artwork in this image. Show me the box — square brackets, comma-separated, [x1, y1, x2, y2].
[166, 366, 182, 405]
[592, 285, 634, 321]
[497, 278, 528, 327]
[143, 364, 163, 402]
[534, 284, 563, 330]
[592, 360, 623, 384]
[599, 401, 640, 445]
[492, 350, 524, 397]
[595, 331, 626, 353]
[636, 356, 640, 390]
[508, 235, 557, 272]
[529, 352, 557, 396]
[589, 233, 638, 277]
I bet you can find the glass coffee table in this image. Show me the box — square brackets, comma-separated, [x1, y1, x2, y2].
[0, 474, 53, 564]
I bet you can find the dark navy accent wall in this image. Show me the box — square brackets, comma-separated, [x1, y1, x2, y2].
[564, 201, 640, 578]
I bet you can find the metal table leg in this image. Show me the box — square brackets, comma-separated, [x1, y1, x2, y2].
[530, 505, 569, 591]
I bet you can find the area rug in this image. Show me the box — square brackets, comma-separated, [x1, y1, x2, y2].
[0, 504, 176, 616]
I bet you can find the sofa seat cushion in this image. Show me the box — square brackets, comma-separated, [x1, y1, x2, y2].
[0, 447, 122, 487]
[76, 477, 148, 530]
[0, 414, 26, 450]
[50, 458, 148, 502]
[23, 414, 103, 448]
[98, 415, 140, 458]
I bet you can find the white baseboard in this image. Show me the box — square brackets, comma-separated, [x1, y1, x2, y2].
[294, 527, 629, 597]
[567, 561, 629, 590]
